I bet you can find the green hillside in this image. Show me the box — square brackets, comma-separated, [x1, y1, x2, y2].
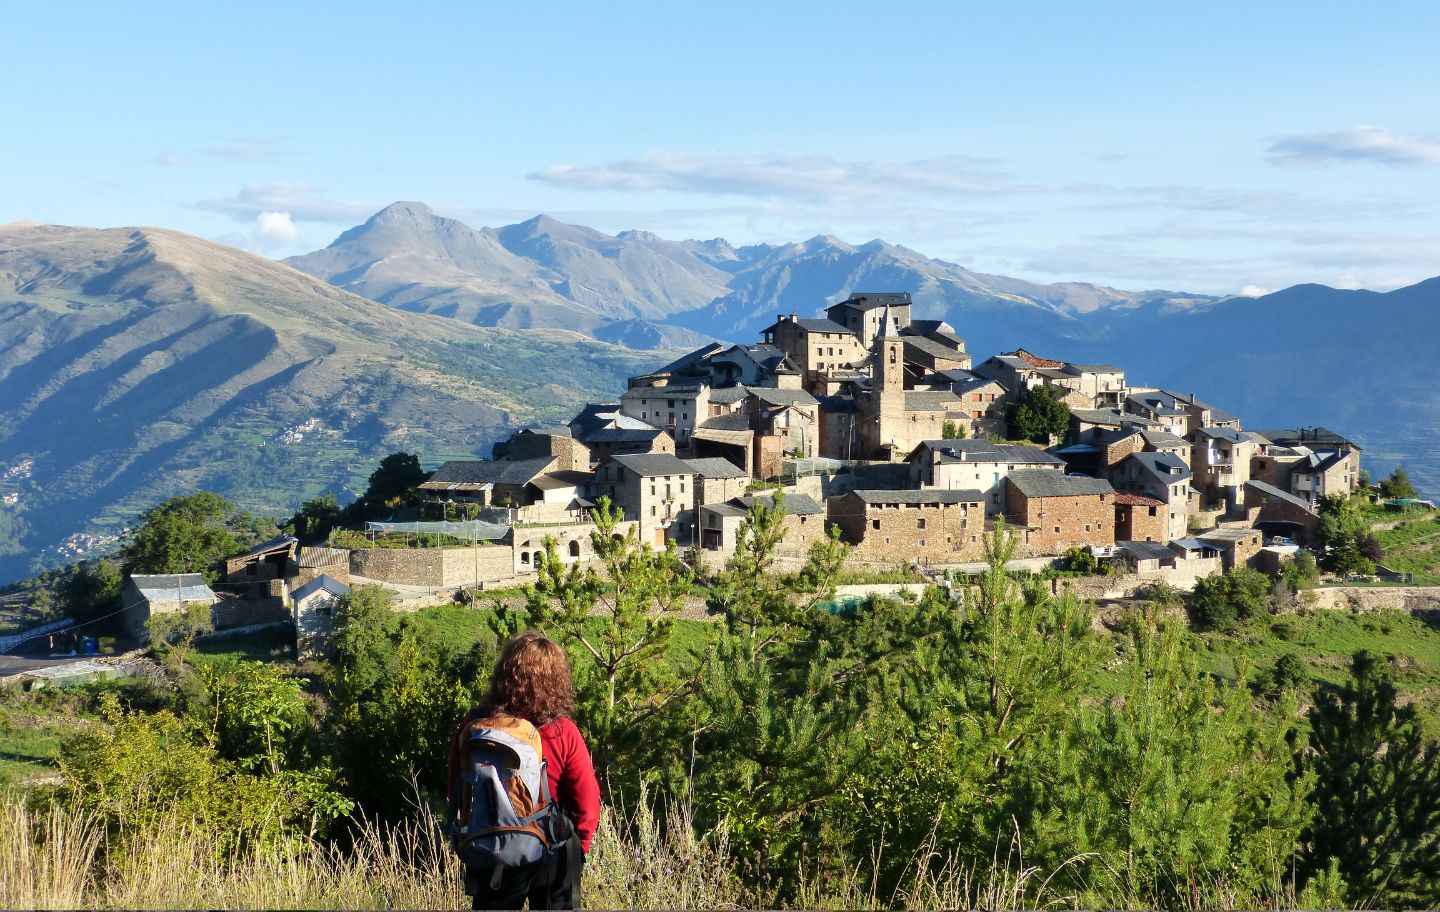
[0, 223, 666, 581]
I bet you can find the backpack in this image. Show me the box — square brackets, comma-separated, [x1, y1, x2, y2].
[450, 713, 562, 880]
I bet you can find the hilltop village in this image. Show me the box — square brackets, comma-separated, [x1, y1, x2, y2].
[110, 292, 1364, 654]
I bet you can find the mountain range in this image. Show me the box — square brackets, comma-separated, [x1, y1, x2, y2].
[1, 205, 1435, 583]
[0, 221, 659, 582]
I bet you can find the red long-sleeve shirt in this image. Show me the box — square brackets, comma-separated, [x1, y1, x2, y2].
[448, 713, 601, 853]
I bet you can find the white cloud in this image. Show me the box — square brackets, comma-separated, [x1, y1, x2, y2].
[529, 152, 1024, 202]
[253, 211, 299, 247]
[1266, 125, 1440, 167]
[1237, 284, 1272, 297]
[203, 140, 294, 162]
[193, 182, 375, 223]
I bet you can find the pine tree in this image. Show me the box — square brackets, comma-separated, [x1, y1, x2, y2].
[1301, 651, 1440, 908]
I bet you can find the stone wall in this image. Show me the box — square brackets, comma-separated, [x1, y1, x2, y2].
[213, 597, 290, 630]
[349, 544, 515, 588]
[1303, 586, 1440, 614]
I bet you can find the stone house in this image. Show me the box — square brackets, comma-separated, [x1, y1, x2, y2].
[1191, 426, 1254, 513]
[1195, 527, 1264, 571]
[685, 457, 751, 511]
[828, 488, 988, 564]
[519, 470, 597, 523]
[1110, 452, 1193, 542]
[595, 453, 696, 547]
[1244, 479, 1320, 546]
[1113, 491, 1169, 543]
[698, 492, 826, 554]
[761, 314, 868, 386]
[620, 384, 712, 448]
[296, 546, 349, 585]
[223, 535, 298, 586]
[941, 370, 1006, 437]
[1249, 426, 1359, 498]
[292, 574, 349, 660]
[907, 438, 1065, 516]
[122, 574, 218, 638]
[1065, 363, 1126, 408]
[1124, 388, 1241, 437]
[1140, 429, 1191, 465]
[749, 387, 821, 461]
[418, 457, 558, 509]
[1003, 471, 1116, 554]
[707, 344, 803, 389]
[824, 292, 914, 350]
[582, 426, 675, 467]
[497, 427, 591, 472]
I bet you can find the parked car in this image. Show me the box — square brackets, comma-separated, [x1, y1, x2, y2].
[1267, 536, 1296, 547]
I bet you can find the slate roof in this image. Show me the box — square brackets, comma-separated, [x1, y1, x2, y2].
[901, 320, 966, 347]
[1141, 429, 1188, 449]
[849, 488, 985, 505]
[292, 574, 349, 602]
[709, 385, 750, 405]
[1146, 388, 1240, 424]
[750, 387, 819, 408]
[1196, 426, 1248, 443]
[1066, 363, 1123, 374]
[836, 291, 913, 311]
[583, 427, 663, 444]
[568, 403, 623, 438]
[939, 369, 999, 395]
[1246, 479, 1317, 513]
[1297, 451, 1347, 473]
[129, 574, 216, 602]
[422, 458, 556, 487]
[516, 425, 573, 439]
[1072, 408, 1154, 427]
[1120, 540, 1175, 561]
[1170, 538, 1215, 553]
[1250, 427, 1360, 451]
[621, 384, 705, 400]
[608, 453, 696, 477]
[909, 439, 1064, 466]
[684, 457, 749, 479]
[652, 343, 725, 376]
[1007, 469, 1114, 498]
[530, 470, 594, 491]
[1124, 452, 1194, 486]
[1197, 527, 1262, 544]
[746, 344, 797, 372]
[699, 414, 751, 432]
[793, 318, 853, 334]
[232, 535, 297, 559]
[902, 335, 968, 361]
[904, 390, 962, 412]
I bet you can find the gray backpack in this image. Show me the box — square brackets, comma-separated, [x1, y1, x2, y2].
[450, 714, 562, 883]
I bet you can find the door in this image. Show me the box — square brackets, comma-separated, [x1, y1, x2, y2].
[654, 528, 666, 547]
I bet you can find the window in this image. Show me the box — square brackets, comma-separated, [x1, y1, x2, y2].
[871, 519, 880, 530]
[569, 540, 581, 557]
[917, 518, 926, 530]
[1085, 523, 1091, 532]
[918, 539, 925, 548]
[1054, 525, 1061, 533]
[1148, 506, 1157, 516]
[650, 506, 656, 517]
[667, 399, 675, 407]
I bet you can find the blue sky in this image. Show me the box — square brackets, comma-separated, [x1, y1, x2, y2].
[3, 2, 1438, 295]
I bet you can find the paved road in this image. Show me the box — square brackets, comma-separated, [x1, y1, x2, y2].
[0, 652, 106, 677]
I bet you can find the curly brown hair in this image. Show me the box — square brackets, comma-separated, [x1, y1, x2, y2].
[482, 631, 576, 726]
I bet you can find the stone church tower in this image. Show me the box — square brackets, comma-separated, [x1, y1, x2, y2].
[861, 300, 907, 458]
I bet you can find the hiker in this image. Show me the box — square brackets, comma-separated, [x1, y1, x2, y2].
[448, 632, 600, 910]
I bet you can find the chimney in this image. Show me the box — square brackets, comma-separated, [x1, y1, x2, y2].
[790, 312, 797, 322]
[777, 314, 784, 323]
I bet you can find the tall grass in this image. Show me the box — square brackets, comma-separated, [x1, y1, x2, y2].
[0, 792, 1326, 910]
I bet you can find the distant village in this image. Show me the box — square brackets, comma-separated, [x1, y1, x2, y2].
[119, 292, 1363, 657]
